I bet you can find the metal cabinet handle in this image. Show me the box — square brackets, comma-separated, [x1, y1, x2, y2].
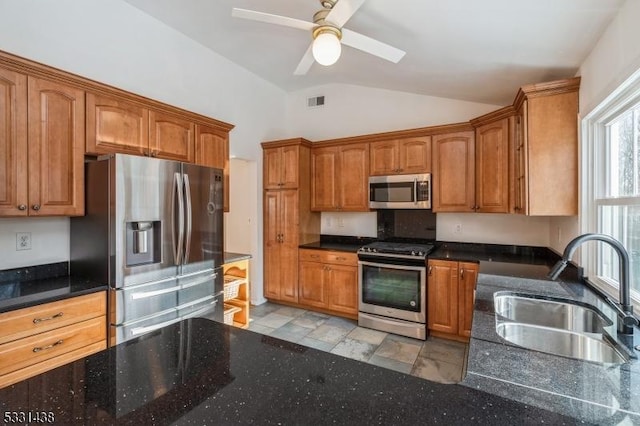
[18, 204, 27, 211]
[32, 204, 41, 211]
[33, 339, 63, 353]
[310, 255, 320, 259]
[336, 256, 346, 261]
[150, 151, 158, 157]
[33, 312, 63, 324]
[428, 266, 433, 275]
[460, 269, 465, 279]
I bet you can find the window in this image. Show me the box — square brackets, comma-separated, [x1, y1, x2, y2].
[583, 69, 640, 308]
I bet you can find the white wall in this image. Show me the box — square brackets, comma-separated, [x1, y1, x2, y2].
[437, 213, 550, 247]
[0, 218, 69, 269]
[284, 83, 501, 141]
[0, 0, 287, 294]
[549, 0, 640, 254]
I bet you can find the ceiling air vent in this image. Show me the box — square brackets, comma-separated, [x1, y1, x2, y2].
[307, 95, 325, 108]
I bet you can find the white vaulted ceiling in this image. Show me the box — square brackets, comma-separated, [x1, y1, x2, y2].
[124, 0, 624, 105]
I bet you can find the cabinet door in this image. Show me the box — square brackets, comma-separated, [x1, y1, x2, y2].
[457, 262, 478, 338]
[338, 143, 369, 211]
[432, 131, 475, 212]
[0, 68, 27, 217]
[475, 119, 510, 213]
[263, 147, 283, 189]
[279, 190, 299, 303]
[369, 140, 398, 175]
[263, 191, 281, 299]
[27, 77, 85, 216]
[311, 146, 338, 211]
[298, 261, 328, 308]
[85, 93, 149, 156]
[398, 137, 431, 174]
[195, 124, 230, 212]
[327, 264, 358, 316]
[427, 260, 458, 334]
[280, 145, 300, 188]
[149, 110, 194, 162]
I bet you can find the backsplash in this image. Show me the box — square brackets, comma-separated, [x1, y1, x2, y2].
[377, 209, 437, 240]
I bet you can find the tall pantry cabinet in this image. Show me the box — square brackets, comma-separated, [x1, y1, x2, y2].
[262, 139, 320, 303]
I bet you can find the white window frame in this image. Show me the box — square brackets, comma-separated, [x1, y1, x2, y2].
[581, 67, 640, 310]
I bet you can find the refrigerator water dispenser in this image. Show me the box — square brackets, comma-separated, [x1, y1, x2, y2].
[126, 221, 161, 266]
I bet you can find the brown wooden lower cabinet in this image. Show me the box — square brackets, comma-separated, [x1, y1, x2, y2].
[427, 259, 478, 341]
[298, 249, 358, 319]
[0, 292, 107, 389]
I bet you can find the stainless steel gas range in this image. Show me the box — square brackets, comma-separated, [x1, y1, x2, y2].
[357, 241, 435, 340]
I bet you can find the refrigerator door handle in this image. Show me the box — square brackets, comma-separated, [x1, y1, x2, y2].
[130, 317, 182, 337]
[183, 173, 193, 264]
[172, 172, 185, 265]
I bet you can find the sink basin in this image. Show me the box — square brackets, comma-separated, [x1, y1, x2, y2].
[493, 292, 628, 365]
[494, 292, 612, 334]
[496, 322, 628, 365]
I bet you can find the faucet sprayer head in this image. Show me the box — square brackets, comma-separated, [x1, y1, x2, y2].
[547, 260, 568, 280]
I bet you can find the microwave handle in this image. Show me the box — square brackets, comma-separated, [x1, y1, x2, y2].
[414, 177, 418, 205]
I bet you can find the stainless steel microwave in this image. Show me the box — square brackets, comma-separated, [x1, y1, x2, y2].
[369, 173, 431, 209]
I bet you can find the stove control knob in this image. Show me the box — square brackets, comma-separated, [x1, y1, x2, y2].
[411, 251, 416, 256]
[418, 251, 425, 256]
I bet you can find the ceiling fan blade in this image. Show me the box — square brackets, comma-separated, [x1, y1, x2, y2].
[232, 8, 315, 31]
[294, 44, 315, 76]
[326, 0, 366, 28]
[341, 28, 406, 63]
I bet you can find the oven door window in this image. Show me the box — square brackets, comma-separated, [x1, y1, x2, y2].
[361, 263, 422, 312]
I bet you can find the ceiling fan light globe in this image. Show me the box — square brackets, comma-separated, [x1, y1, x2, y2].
[312, 32, 341, 66]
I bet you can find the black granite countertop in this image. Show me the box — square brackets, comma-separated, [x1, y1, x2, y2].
[0, 317, 579, 425]
[299, 235, 376, 253]
[0, 262, 107, 313]
[463, 272, 640, 424]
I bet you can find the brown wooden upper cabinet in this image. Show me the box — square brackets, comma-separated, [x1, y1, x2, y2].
[513, 78, 580, 215]
[263, 144, 300, 189]
[432, 131, 475, 212]
[86, 93, 195, 163]
[473, 115, 511, 213]
[369, 137, 431, 175]
[195, 124, 230, 212]
[0, 68, 84, 217]
[311, 143, 369, 211]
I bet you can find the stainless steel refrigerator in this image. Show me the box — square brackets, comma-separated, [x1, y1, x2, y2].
[71, 154, 224, 345]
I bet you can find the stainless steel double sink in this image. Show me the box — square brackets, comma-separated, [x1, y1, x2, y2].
[493, 292, 630, 365]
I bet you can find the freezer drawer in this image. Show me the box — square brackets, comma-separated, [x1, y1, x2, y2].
[111, 270, 219, 325]
[110, 295, 221, 344]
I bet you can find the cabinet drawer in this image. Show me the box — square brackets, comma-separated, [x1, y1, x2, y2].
[0, 292, 106, 345]
[325, 252, 357, 266]
[299, 249, 357, 266]
[0, 316, 106, 377]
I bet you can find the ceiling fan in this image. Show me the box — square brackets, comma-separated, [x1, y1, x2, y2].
[232, 0, 406, 75]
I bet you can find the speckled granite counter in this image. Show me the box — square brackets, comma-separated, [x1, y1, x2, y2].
[299, 235, 376, 253]
[0, 262, 106, 313]
[461, 263, 640, 424]
[223, 252, 252, 264]
[0, 317, 577, 425]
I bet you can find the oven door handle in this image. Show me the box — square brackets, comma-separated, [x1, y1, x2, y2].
[414, 177, 418, 205]
[358, 260, 427, 271]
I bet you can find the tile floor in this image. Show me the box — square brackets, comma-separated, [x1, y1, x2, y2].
[248, 302, 469, 384]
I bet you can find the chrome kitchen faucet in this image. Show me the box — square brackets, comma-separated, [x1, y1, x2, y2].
[548, 233, 639, 335]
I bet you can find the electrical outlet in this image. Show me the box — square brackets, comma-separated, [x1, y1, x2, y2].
[454, 224, 462, 234]
[337, 218, 345, 228]
[325, 217, 332, 227]
[16, 232, 32, 251]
